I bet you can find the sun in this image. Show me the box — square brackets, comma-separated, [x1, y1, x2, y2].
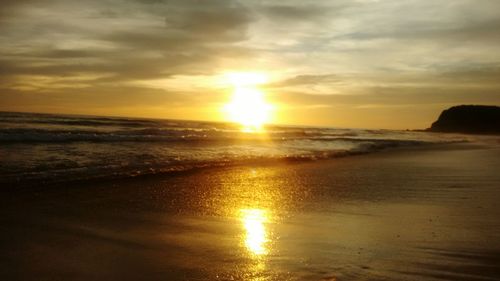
[223, 72, 273, 132]
[225, 87, 272, 131]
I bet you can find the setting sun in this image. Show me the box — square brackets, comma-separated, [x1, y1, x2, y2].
[223, 72, 274, 131]
[3, 1, 500, 280]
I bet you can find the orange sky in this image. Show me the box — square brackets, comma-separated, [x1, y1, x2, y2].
[1, 0, 499, 129]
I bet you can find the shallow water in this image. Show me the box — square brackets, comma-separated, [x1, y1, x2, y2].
[1, 144, 499, 280]
[0, 111, 469, 187]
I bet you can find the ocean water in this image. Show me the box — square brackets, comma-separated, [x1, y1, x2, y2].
[2, 111, 500, 281]
[0, 111, 466, 186]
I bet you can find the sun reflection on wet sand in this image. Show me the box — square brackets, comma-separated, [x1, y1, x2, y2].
[240, 208, 269, 256]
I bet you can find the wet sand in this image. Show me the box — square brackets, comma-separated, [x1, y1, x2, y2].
[1, 143, 500, 280]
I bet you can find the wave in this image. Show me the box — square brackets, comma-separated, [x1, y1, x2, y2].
[0, 127, 366, 143]
[0, 112, 468, 188]
[0, 128, 439, 145]
[0, 111, 235, 129]
[0, 138, 444, 188]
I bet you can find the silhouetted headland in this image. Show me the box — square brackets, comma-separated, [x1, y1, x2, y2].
[428, 105, 500, 134]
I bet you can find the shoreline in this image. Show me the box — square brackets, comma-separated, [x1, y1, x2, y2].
[1, 140, 500, 280]
[2, 140, 483, 192]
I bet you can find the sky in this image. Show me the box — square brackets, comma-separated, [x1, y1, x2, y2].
[1, 0, 500, 129]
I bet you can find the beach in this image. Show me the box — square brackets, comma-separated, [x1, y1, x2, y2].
[2, 0, 500, 279]
[2, 142, 500, 281]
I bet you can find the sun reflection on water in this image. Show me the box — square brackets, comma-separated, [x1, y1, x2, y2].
[240, 208, 269, 256]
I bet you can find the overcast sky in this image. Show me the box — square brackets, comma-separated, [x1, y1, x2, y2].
[1, 0, 499, 129]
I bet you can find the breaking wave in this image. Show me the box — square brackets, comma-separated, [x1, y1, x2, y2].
[0, 112, 467, 187]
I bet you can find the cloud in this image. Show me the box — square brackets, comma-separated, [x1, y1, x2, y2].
[0, 0, 256, 85]
[270, 87, 500, 110]
[267, 74, 343, 88]
[260, 4, 330, 20]
[0, 0, 500, 128]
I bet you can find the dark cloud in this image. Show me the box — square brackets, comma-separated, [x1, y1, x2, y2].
[0, 0, 37, 19]
[0, 49, 246, 83]
[0, 0, 256, 85]
[339, 18, 500, 44]
[261, 5, 329, 20]
[0, 0, 499, 127]
[164, 4, 253, 36]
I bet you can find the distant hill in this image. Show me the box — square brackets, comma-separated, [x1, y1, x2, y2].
[428, 105, 500, 134]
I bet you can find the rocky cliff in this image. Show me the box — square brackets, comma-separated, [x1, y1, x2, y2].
[429, 105, 500, 134]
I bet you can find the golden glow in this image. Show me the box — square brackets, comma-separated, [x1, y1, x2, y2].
[226, 72, 268, 87]
[240, 208, 269, 256]
[223, 72, 274, 132]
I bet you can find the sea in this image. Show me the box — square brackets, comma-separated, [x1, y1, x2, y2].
[0, 111, 467, 187]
